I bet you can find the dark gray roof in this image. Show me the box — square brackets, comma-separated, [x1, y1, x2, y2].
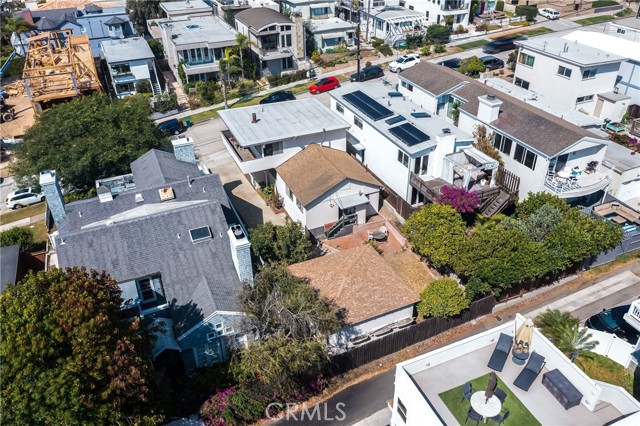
[130, 149, 201, 191]
[0, 245, 20, 293]
[104, 16, 126, 25]
[235, 7, 291, 30]
[84, 4, 103, 13]
[402, 62, 601, 157]
[37, 17, 61, 30]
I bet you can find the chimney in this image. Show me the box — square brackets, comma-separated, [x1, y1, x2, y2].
[228, 225, 253, 285]
[291, 12, 305, 60]
[21, 8, 34, 25]
[251, 112, 257, 123]
[97, 185, 113, 203]
[172, 136, 196, 164]
[39, 170, 66, 224]
[477, 94, 503, 124]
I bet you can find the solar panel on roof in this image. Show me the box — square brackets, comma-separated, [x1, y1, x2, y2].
[389, 123, 430, 146]
[388, 91, 403, 97]
[385, 115, 406, 125]
[342, 90, 394, 121]
[411, 111, 431, 118]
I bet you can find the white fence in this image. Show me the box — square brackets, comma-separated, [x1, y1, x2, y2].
[588, 328, 635, 368]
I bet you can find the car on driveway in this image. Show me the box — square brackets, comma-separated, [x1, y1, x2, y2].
[585, 304, 640, 345]
[309, 76, 340, 94]
[389, 54, 420, 72]
[539, 8, 560, 20]
[438, 57, 462, 70]
[482, 35, 526, 54]
[350, 65, 384, 82]
[6, 187, 45, 209]
[479, 55, 505, 71]
[259, 91, 295, 104]
[156, 119, 185, 136]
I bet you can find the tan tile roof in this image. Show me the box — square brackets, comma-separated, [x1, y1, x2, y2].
[289, 245, 418, 325]
[276, 145, 381, 206]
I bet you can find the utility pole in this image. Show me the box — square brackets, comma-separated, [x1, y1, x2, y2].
[355, 0, 361, 82]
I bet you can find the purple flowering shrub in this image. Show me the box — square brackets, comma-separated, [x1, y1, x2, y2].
[436, 185, 481, 213]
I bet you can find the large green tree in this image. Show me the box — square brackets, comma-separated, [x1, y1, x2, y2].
[417, 278, 469, 318]
[249, 219, 313, 265]
[0, 268, 162, 426]
[0, 226, 36, 252]
[403, 203, 466, 269]
[10, 95, 165, 190]
[126, 0, 163, 34]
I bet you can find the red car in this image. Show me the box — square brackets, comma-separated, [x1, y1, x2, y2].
[309, 77, 340, 94]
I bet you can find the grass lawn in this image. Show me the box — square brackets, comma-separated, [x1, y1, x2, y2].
[592, 0, 618, 7]
[526, 27, 554, 37]
[456, 40, 489, 50]
[439, 374, 541, 426]
[575, 15, 615, 25]
[0, 203, 46, 226]
[576, 353, 636, 397]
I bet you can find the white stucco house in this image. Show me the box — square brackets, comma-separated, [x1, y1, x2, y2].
[398, 62, 613, 205]
[403, 0, 471, 28]
[101, 37, 162, 98]
[601, 142, 640, 205]
[275, 144, 382, 237]
[290, 244, 418, 349]
[218, 98, 350, 189]
[513, 36, 630, 122]
[160, 0, 213, 19]
[361, 5, 427, 44]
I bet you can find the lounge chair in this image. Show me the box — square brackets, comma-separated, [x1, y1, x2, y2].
[487, 333, 513, 372]
[513, 352, 546, 391]
[460, 382, 473, 403]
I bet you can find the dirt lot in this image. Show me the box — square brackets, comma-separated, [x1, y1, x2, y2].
[1, 81, 35, 138]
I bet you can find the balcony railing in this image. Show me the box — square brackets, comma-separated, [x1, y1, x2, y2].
[441, 2, 469, 12]
[222, 130, 256, 162]
[544, 171, 611, 198]
[623, 300, 640, 334]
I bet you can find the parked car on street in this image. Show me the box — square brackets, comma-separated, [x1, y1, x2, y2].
[259, 91, 296, 104]
[438, 57, 462, 70]
[156, 119, 185, 136]
[349, 65, 385, 82]
[6, 187, 45, 209]
[585, 305, 640, 345]
[389, 54, 420, 72]
[392, 39, 407, 49]
[482, 35, 527, 53]
[479, 55, 505, 71]
[309, 76, 340, 94]
[539, 8, 560, 20]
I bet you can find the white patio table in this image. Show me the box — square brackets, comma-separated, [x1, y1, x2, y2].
[470, 391, 502, 423]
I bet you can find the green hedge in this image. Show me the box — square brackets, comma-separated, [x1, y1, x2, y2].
[496, 0, 505, 11]
[376, 44, 393, 56]
[515, 5, 538, 21]
[266, 70, 308, 87]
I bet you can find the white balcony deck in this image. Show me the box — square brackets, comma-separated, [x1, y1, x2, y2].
[544, 171, 611, 198]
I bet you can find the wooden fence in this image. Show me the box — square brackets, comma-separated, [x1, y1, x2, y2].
[329, 295, 496, 374]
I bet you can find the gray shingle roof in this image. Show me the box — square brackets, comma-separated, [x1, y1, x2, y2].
[0, 245, 20, 293]
[402, 62, 601, 157]
[130, 149, 201, 190]
[235, 7, 291, 30]
[104, 16, 127, 25]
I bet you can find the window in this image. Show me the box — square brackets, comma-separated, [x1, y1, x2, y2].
[576, 94, 594, 103]
[518, 53, 535, 67]
[286, 184, 293, 200]
[514, 77, 530, 90]
[582, 69, 597, 79]
[397, 398, 407, 423]
[397, 150, 409, 168]
[280, 33, 292, 47]
[111, 64, 131, 75]
[189, 226, 212, 242]
[296, 197, 303, 212]
[514, 144, 537, 170]
[354, 116, 363, 129]
[557, 65, 572, 78]
[493, 133, 513, 156]
[401, 80, 413, 91]
[414, 154, 429, 175]
[136, 277, 156, 302]
[280, 25, 291, 31]
[617, 28, 625, 34]
[310, 6, 329, 17]
[207, 332, 217, 341]
[336, 103, 344, 114]
[263, 141, 283, 156]
[281, 56, 293, 70]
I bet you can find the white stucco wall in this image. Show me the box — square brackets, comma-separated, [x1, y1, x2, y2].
[617, 60, 640, 106]
[281, 0, 335, 21]
[597, 96, 630, 122]
[398, 77, 439, 112]
[404, 0, 470, 27]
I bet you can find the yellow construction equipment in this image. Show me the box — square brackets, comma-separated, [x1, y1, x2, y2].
[22, 30, 102, 112]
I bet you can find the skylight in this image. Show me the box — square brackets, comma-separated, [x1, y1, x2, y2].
[189, 226, 212, 243]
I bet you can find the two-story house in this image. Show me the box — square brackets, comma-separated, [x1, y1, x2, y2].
[218, 97, 350, 189]
[513, 36, 629, 122]
[360, 4, 427, 44]
[398, 62, 612, 205]
[101, 37, 162, 98]
[402, 0, 471, 28]
[43, 138, 253, 370]
[212, 0, 279, 19]
[160, 0, 213, 18]
[234, 7, 306, 75]
[281, 0, 357, 52]
[159, 15, 238, 84]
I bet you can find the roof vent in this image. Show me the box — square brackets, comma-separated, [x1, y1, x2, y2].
[106, 220, 114, 226]
[442, 128, 451, 134]
[251, 112, 257, 123]
[159, 187, 175, 201]
[487, 94, 496, 101]
[97, 185, 113, 203]
[135, 193, 144, 203]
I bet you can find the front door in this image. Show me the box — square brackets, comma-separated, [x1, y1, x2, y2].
[556, 154, 568, 172]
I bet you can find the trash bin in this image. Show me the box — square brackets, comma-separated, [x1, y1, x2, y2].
[184, 118, 192, 127]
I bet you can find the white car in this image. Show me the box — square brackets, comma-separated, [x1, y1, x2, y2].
[6, 187, 45, 209]
[389, 54, 420, 73]
[539, 8, 560, 20]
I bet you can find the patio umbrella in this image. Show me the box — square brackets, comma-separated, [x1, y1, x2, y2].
[515, 319, 535, 351]
[485, 371, 498, 399]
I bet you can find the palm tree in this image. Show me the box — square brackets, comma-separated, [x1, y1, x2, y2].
[555, 324, 599, 358]
[1, 16, 36, 47]
[534, 309, 580, 343]
[235, 33, 250, 80]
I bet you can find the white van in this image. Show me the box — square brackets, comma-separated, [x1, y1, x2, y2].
[539, 8, 560, 20]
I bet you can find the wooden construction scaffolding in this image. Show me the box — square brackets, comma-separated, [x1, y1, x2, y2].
[22, 30, 102, 112]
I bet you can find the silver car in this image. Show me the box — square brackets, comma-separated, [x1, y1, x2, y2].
[6, 187, 45, 209]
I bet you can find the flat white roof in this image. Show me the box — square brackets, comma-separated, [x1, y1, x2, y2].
[311, 17, 356, 33]
[162, 16, 237, 46]
[284, 0, 332, 4]
[561, 30, 640, 63]
[101, 37, 154, 63]
[368, 6, 424, 20]
[218, 98, 350, 146]
[161, 0, 210, 12]
[516, 36, 626, 66]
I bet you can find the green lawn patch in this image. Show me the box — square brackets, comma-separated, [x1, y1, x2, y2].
[188, 108, 222, 124]
[592, 0, 618, 7]
[0, 203, 46, 226]
[577, 353, 636, 397]
[456, 40, 489, 50]
[526, 27, 554, 36]
[439, 374, 541, 426]
[575, 15, 615, 25]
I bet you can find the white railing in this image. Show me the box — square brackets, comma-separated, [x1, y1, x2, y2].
[588, 328, 635, 368]
[623, 300, 640, 333]
[594, 381, 640, 416]
[544, 174, 611, 198]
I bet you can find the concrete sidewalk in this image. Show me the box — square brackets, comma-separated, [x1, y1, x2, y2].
[0, 213, 45, 231]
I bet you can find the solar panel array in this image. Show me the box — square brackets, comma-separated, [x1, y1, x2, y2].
[342, 91, 394, 121]
[389, 123, 430, 146]
[411, 111, 431, 118]
[385, 115, 406, 125]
